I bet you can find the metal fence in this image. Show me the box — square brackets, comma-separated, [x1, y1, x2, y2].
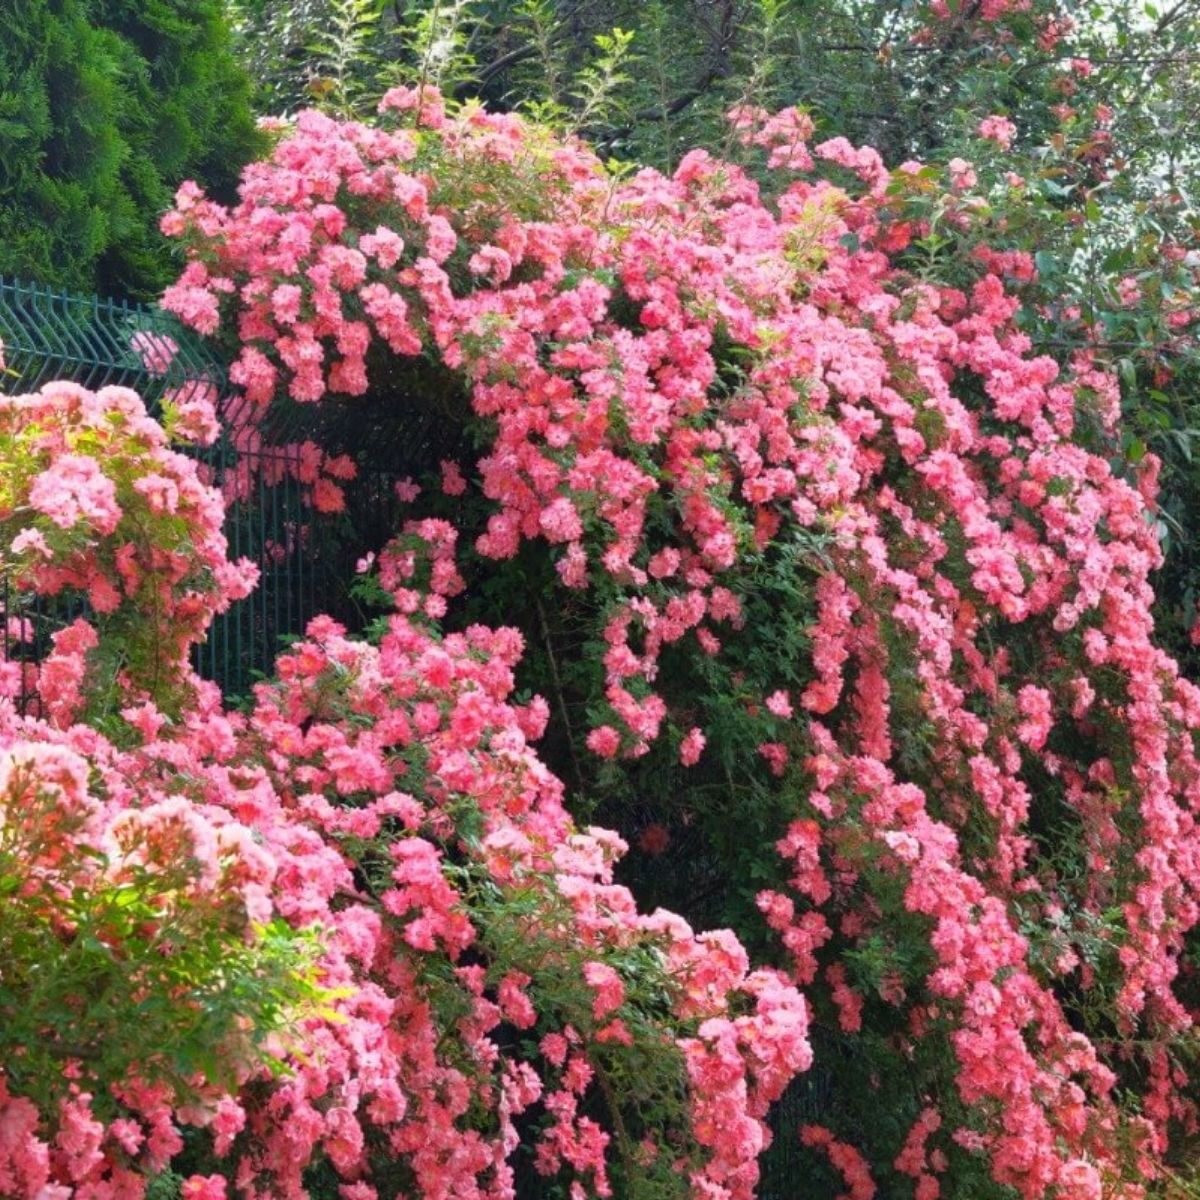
[0, 279, 224, 706]
[0, 277, 461, 701]
[0, 276, 225, 401]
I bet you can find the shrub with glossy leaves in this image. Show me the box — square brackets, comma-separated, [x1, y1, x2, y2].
[0, 732, 326, 1145]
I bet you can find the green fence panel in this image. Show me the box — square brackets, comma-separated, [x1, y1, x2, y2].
[0, 277, 425, 702]
[0, 275, 226, 402]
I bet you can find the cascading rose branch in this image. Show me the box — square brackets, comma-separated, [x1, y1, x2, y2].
[232, 611, 811, 1200]
[163, 83, 1200, 1198]
[0, 382, 810, 1198]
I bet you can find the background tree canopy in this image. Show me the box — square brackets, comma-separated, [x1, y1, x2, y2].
[0, 0, 260, 297]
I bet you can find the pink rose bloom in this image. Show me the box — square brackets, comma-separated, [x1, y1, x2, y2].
[679, 726, 706, 766]
[586, 725, 621, 758]
[978, 114, 1016, 150]
[948, 157, 977, 191]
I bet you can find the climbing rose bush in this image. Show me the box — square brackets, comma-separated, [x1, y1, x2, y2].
[0, 383, 809, 1197]
[159, 86, 1200, 1197]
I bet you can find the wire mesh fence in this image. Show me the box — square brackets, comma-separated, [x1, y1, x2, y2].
[0, 275, 227, 402]
[0, 277, 444, 703]
[196, 452, 415, 699]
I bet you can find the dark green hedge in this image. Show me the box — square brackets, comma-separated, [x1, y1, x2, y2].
[0, 0, 260, 298]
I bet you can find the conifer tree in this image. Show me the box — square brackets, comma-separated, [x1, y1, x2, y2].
[0, 0, 259, 297]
